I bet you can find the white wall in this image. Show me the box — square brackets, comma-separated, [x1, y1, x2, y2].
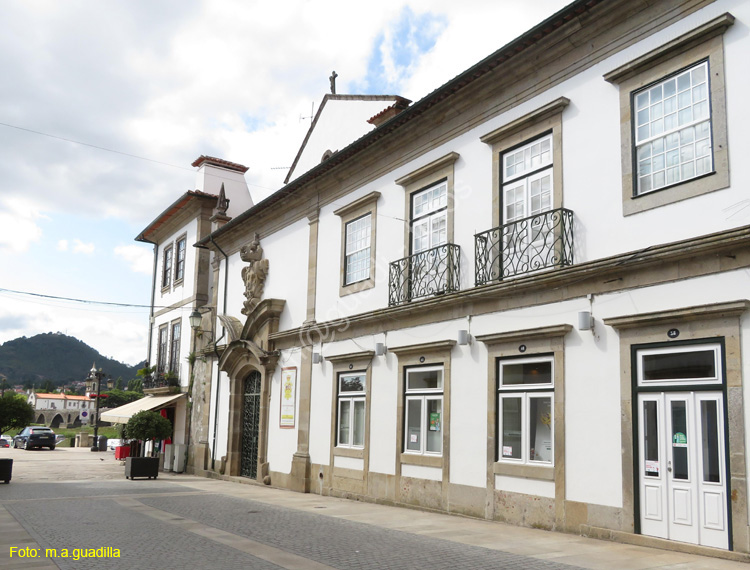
[291, 98, 398, 182]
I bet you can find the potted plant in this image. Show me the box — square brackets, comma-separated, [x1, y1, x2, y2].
[123, 410, 172, 480]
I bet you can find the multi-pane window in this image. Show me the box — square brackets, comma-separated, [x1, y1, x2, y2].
[157, 325, 168, 374]
[169, 321, 181, 374]
[344, 215, 371, 285]
[337, 373, 366, 448]
[498, 356, 553, 465]
[174, 237, 187, 282]
[162, 245, 173, 289]
[502, 134, 553, 223]
[404, 366, 443, 455]
[411, 182, 447, 254]
[634, 61, 712, 195]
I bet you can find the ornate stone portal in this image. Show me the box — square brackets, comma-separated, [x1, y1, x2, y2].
[240, 233, 269, 316]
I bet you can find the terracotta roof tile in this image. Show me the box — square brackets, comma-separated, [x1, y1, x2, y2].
[191, 155, 249, 173]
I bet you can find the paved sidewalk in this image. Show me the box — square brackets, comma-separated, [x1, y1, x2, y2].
[0, 447, 747, 569]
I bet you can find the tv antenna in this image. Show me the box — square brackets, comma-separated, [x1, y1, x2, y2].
[299, 102, 314, 125]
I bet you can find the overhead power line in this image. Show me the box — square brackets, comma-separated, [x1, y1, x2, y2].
[0, 287, 161, 310]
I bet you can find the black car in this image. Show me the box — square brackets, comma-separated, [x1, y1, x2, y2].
[13, 427, 56, 450]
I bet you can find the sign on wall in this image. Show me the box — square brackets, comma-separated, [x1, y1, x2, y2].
[280, 367, 297, 429]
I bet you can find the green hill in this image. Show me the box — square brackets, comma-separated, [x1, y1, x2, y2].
[0, 332, 143, 387]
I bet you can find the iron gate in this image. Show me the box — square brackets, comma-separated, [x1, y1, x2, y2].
[240, 371, 262, 478]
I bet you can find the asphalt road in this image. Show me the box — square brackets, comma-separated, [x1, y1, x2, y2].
[0, 447, 746, 570]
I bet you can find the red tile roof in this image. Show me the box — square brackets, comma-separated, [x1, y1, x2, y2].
[192, 155, 249, 173]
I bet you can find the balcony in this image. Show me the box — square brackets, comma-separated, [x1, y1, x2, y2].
[142, 371, 180, 395]
[475, 208, 573, 286]
[389, 243, 461, 306]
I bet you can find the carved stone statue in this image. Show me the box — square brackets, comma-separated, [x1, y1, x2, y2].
[240, 233, 269, 315]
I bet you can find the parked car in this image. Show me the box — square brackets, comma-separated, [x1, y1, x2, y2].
[13, 427, 56, 450]
[107, 438, 122, 450]
[0, 437, 10, 448]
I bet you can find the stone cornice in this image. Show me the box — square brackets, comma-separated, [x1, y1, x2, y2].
[476, 325, 573, 346]
[604, 12, 735, 83]
[324, 350, 375, 364]
[480, 97, 570, 145]
[603, 300, 750, 330]
[269, 224, 750, 348]
[333, 192, 381, 218]
[395, 152, 460, 187]
[388, 340, 456, 357]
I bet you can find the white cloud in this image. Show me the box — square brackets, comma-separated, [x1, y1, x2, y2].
[0, 197, 44, 253]
[114, 244, 154, 275]
[57, 239, 68, 251]
[72, 239, 95, 255]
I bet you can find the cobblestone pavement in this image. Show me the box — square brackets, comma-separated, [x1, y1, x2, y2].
[2, 480, 581, 570]
[1, 449, 748, 570]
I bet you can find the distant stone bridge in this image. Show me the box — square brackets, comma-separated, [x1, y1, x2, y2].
[34, 409, 85, 429]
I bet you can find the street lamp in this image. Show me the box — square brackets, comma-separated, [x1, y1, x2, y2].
[86, 364, 112, 452]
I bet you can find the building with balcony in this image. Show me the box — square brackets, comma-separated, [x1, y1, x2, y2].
[153, 0, 750, 557]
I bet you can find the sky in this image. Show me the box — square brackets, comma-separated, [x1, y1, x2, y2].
[0, 0, 569, 367]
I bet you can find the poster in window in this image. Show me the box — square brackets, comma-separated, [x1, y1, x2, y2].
[280, 367, 297, 428]
[429, 412, 440, 431]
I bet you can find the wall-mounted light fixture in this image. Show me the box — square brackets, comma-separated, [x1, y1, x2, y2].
[312, 352, 322, 364]
[578, 311, 594, 331]
[457, 330, 472, 346]
[375, 342, 386, 356]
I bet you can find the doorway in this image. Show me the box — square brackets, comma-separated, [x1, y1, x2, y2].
[635, 343, 729, 549]
[240, 371, 262, 479]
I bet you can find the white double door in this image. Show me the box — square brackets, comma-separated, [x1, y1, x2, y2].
[638, 391, 728, 549]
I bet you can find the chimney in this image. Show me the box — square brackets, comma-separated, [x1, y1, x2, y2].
[367, 96, 411, 128]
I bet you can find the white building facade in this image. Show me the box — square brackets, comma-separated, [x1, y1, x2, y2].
[179, 0, 750, 557]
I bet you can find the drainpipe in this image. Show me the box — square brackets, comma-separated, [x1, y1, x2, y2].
[146, 244, 158, 366]
[208, 234, 229, 471]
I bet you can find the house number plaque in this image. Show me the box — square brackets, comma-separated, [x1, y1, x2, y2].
[667, 329, 680, 339]
[519, 345, 527, 353]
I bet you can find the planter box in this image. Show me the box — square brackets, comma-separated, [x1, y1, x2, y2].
[0, 458, 12, 483]
[124, 456, 159, 480]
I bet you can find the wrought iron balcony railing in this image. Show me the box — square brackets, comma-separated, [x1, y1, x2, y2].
[389, 243, 461, 306]
[142, 372, 180, 391]
[474, 208, 573, 286]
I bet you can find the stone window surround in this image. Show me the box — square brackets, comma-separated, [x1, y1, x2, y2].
[604, 13, 734, 216]
[173, 233, 188, 287]
[477, 324, 570, 486]
[325, 350, 374, 465]
[391, 340, 455, 472]
[334, 192, 380, 297]
[603, 300, 749, 550]
[395, 153, 459, 257]
[480, 97, 568, 231]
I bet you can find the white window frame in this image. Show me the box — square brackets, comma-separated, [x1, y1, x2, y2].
[157, 325, 169, 374]
[403, 365, 444, 456]
[498, 356, 554, 466]
[174, 236, 187, 283]
[636, 343, 722, 387]
[337, 372, 366, 449]
[633, 60, 712, 196]
[411, 181, 447, 254]
[162, 245, 173, 289]
[344, 214, 372, 285]
[169, 320, 181, 374]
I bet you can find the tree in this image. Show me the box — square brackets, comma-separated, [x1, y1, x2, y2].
[127, 378, 143, 393]
[0, 392, 34, 436]
[40, 379, 56, 393]
[114, 377, 124, 390]
[102, 389, 142, 408]
[124, 410, 172, 457]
